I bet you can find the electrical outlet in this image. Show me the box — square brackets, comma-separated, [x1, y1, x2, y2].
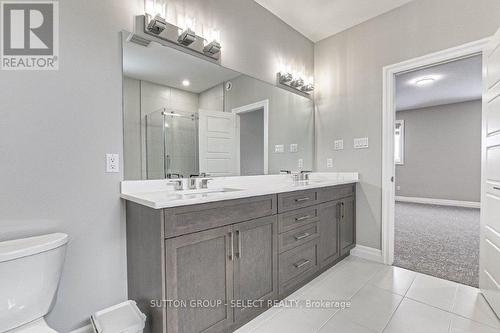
[327, 158, 333, 168]
[334, 139, 344, 150]
[106, 154, 120, 173]
[274, 144, 284, 153]
[290, 144, 298, 153]
[298, 158, 303, 168]
[397, 185, 401, 191]
[354, 137, 369, 149]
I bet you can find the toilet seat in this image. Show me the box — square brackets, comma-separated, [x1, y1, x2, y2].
[7, 318, 57, 333]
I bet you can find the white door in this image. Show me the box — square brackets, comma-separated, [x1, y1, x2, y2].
[480, 28, 500, 316]
[198, 109, 238, 177]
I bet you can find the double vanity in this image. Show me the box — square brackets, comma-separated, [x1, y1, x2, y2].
[120, 21, 357, 333]
[121, 173, 358, 333]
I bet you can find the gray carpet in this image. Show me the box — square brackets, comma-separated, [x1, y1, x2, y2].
[394, 202, 480, 287]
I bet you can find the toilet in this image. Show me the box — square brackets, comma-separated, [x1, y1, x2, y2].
[0, 233, 68, 333]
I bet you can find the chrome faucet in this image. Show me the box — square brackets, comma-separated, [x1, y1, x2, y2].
[188, 178, 197, 190]
[168, 179, 184, 191]
[200, 178, 213, 189]
[300, 171, 312, 181]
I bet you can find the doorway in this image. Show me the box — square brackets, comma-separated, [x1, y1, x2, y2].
[381, 39, 490, 286]
[232, 100, 269, 176]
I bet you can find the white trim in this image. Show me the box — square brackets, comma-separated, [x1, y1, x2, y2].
[382, 38, 490, 265]
[70, 324, 93, 333]
[350, 245, 384, 263]
[395, 196, 481, 208]
[232, 100, 269, 175]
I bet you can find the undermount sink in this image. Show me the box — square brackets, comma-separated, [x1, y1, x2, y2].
[177, 187, 243, 196]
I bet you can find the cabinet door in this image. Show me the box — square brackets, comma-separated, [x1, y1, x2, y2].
[340, 195, 356, 255]
[165, 226, 234, 333]
[319, 201, 340, 268]
[233, 216, 278, 323]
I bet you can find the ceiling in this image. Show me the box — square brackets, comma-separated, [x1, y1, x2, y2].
[396, 55, 482, 111]
[253, 0, 414, 42]
[122, 33, 240, 93]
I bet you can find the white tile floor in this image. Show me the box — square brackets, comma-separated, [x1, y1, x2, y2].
[235, 256, 500, 333]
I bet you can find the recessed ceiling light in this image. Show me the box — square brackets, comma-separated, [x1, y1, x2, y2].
[182, 79, 190, 87]
[415, 78, 436, 87]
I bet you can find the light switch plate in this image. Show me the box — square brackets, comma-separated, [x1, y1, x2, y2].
[106, 153, 120, 173]
[274, 144, 284, 153]
[290, 144, 298, 153]
[354, 137, 369, 149]
[298, 158, 303, 168]
[327, 158, 333, 168]
[334, 139, 344, 150]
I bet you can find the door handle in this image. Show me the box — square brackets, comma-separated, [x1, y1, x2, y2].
[295, 215, 311, 221]
[341, 202, 345, 219]
[336, 202, 341, 219]
[295, 197, 310, 202]
[229, 231, 234, 260]
[294, 232, 311, 240]
[293, 259, 311, 269]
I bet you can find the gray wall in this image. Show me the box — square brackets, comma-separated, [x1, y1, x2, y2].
[199, 84, 224, 112]
[395, 100, 482, 202]
[0, 1, 313, 332]
[314, 0, 500, 250]
[240, 109, 265, 175]
[225, 75, 315, 173]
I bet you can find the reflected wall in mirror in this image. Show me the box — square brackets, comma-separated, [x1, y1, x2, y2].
[122, 32, 314, 180]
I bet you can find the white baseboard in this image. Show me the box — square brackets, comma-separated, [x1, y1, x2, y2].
[395, 196, 480, 209]
[350, 245, 384, 263]
[70, 324, 93, 333]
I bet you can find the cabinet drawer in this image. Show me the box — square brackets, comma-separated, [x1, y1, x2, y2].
[278, 239, 319, 294]
[164, 195, 277, 238]
[317, 184, 355, 203]
[279, 223, 319, 253]
[278, 206, 319, 233]
[278, 189, 318, 213]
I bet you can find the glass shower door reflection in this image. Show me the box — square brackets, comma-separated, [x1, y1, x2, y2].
[145, 110, 199, 180]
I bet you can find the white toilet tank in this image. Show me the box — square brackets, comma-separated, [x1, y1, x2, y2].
[0, 233, 68, 332]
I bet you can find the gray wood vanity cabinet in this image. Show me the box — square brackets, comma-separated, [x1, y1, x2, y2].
[126, 184, 355, 333]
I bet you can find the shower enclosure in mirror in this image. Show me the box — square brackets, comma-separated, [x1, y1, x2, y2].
[122, 31, 314, 180]
[145, 109, 199, 179]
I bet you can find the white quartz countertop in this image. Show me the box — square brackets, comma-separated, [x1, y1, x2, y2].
[121, 172, 359, 209]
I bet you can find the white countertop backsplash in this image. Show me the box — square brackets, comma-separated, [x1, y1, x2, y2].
[121, 172, 359, 209]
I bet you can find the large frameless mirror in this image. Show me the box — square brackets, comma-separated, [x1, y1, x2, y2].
[122, 31, 314, 180]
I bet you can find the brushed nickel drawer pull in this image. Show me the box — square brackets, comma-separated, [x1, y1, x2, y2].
[295, 215, 311, 221]
[294, 259, 311, 269]
[494, 186, 500, 191]
[294, 232, 311, 240]
[229, 231, 234, 261]
[295, 197, 310, 202]
[236, 230, 242, 259]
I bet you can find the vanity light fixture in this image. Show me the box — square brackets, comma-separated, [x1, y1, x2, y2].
[290, 76, 304, 88]
[177, 28, 196, 46]
[203, 40, 221, 56]
[277, 70, 314, 96]
[278, 71, 293, 83]
[135, 13, 222, 60]
[146, 14, 167, 35]
[203, 29, 221, 56]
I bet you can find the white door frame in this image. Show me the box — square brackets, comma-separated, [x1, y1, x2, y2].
[381, 38, 490, 265]
[232, 99, 269, 175]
